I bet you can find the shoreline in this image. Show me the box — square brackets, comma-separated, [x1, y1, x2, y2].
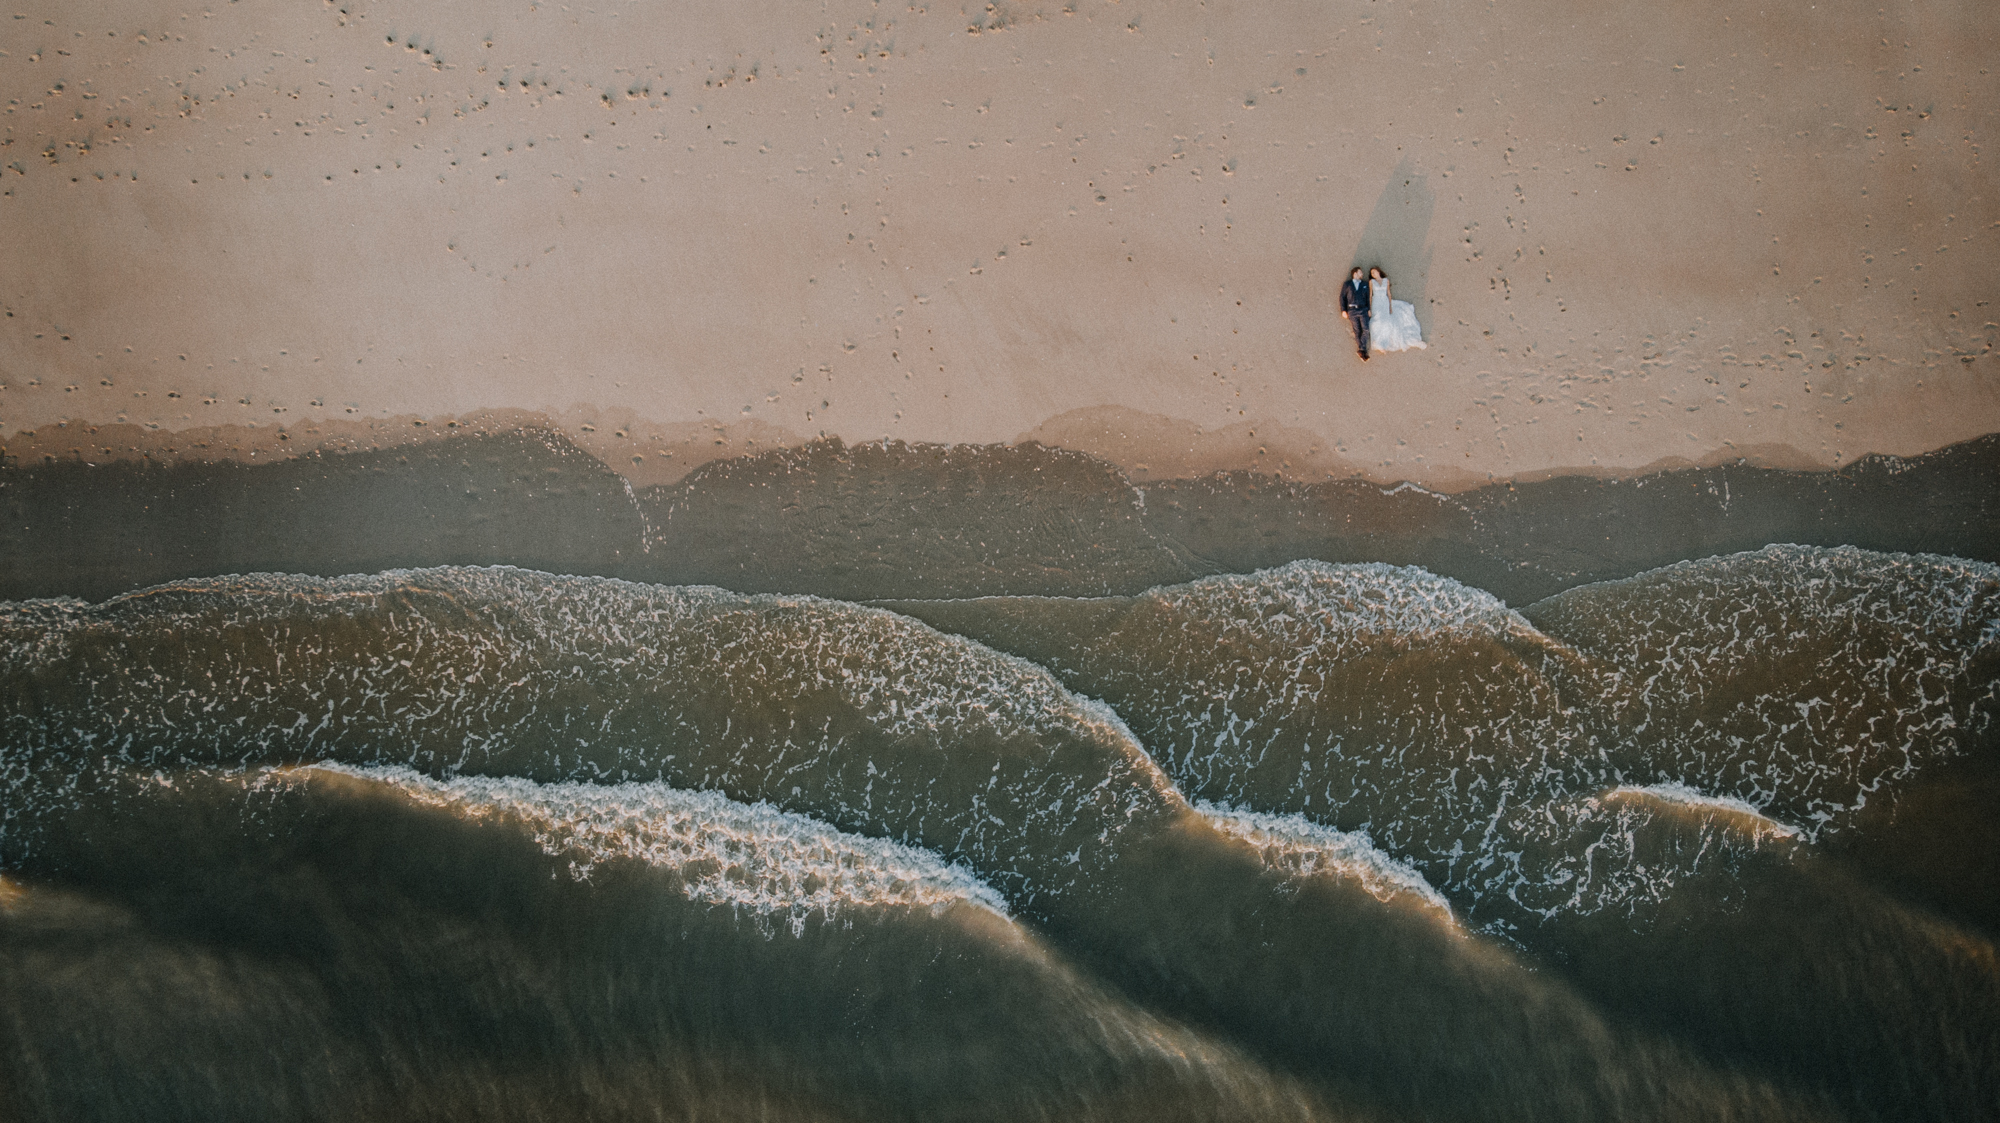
[0, 402, 1944, 494]
[5, 418, 1994, 608]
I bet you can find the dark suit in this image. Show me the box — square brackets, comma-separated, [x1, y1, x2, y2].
[1338, 276, 1371, 357]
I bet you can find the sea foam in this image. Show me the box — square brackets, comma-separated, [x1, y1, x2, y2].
[1198, 800, 1454, 918]
[313, 763, 1009, 932]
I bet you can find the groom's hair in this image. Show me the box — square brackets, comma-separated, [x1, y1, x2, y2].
[1351, 267, 1364, 278]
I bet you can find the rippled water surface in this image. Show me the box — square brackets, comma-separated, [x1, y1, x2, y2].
[2, 439, 1997, 1122]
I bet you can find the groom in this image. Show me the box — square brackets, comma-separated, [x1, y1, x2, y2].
[1338, 266, 1370, 361]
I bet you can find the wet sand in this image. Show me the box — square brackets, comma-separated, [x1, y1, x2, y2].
[6, 423, 1995, 606]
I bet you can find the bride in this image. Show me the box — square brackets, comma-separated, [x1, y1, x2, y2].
[1367, 267, 1427, 352]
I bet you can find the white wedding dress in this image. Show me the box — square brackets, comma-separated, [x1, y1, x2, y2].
[1368, 278, 1427, 352]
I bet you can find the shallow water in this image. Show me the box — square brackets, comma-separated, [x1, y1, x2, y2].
[5, 429, 1997, 604]
[2, 436, 1997, 1121]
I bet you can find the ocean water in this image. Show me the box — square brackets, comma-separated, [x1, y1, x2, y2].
[1, 438, 1997, 1121]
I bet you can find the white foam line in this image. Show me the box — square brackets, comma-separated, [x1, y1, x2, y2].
[1167, 559, 1533, 637]
[1603, 782, 1802, 838]
[311, 763, 1009, 927]
[1197, 801, 1455, 917]
[1379, 481, 1452, 501]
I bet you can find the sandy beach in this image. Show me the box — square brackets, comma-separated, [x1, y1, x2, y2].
[7, 7, 2000, 1119]
[1, 0, 1995, 485]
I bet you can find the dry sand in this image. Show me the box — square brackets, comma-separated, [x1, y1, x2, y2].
[2, 0, 1995, 486]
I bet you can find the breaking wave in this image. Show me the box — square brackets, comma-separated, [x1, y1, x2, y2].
[3, 546, 1995, 1120]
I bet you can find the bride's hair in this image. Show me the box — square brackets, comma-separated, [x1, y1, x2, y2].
[1369, 267, 1386, 280]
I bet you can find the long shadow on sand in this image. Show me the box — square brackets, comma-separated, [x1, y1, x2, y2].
[1350, 155, 1436, 332]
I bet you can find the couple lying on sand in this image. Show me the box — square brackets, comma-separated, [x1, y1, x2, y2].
[1337, 266, 1427, 361]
